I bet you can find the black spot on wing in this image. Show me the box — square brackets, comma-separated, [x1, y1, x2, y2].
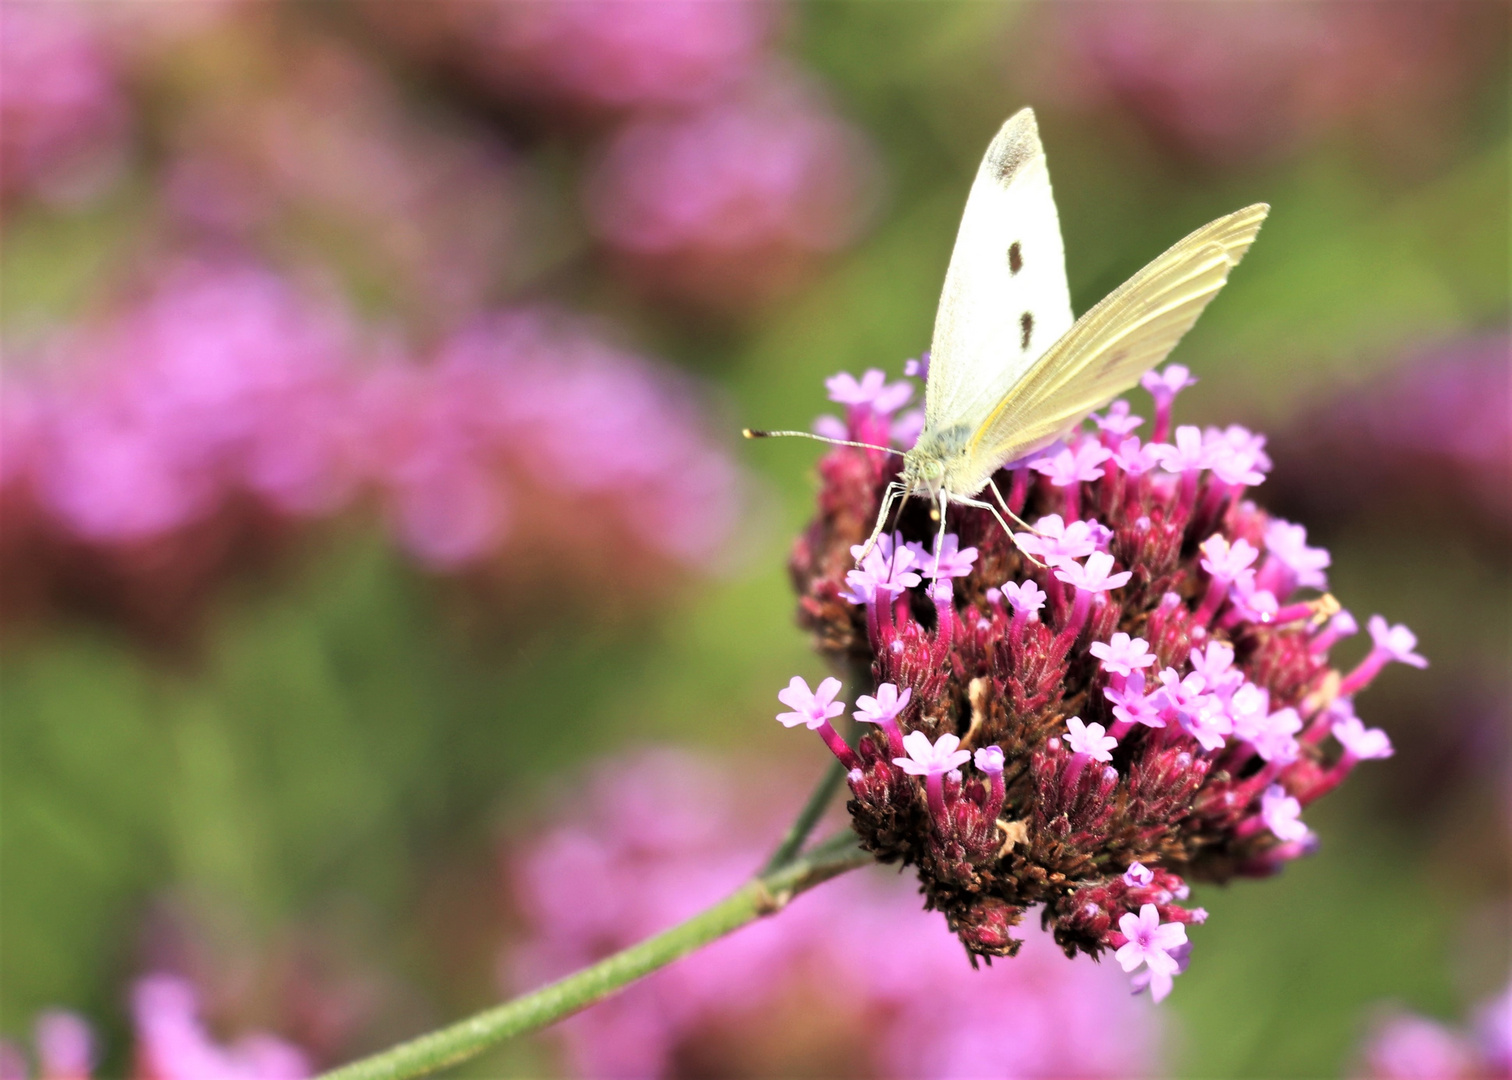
[1020, 311, 1034, 351]
[1008, 242, 1023, 275]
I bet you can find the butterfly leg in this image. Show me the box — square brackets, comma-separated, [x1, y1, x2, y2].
[957, 493, 1047, 569]
[855, 481, 903, 564]
[930, 489, 950, 581]
[985, 475, 1043, 535]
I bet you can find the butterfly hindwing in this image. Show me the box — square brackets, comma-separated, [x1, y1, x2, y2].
[926, 108, 1075, 438]
[961, 203, 1269, 488]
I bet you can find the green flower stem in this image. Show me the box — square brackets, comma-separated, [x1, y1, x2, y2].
[315, 831, 870, 1080]
[762, 758, 847, 874]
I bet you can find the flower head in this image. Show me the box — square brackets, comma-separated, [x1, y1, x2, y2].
[1152, 425, 1211, 473]
[1093, 399, 1144, 438]
[1000, 579, 1047, 617]
[855, 683, 911, 726]
[908, 532, 978, 580]
[1141, 364, 1197, 405]
[1031, 441, 1114, 487]
[825, 369, 914, 415]
[1114, 905, 1189, 1003]
[1090, 632, 1156, 677]
[1065, 717, 1118, 762]
[1054, 550, 1132, 594]
[1260, 784, 1310, 842]
[1013, 514, 1104, 567]
[1263, 519, 1330, 590]
[1332, 714, 1394, 760]
[973, 746, 1005, 775]
[786, 357, 1421, 978]
[776, 676, 845, 729]
[1199, 534, 1260, 582]
[1366, 615, 1429, 669]
[893, 730, 972, 777]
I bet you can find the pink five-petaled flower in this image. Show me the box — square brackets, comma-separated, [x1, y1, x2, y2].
[1031, 441, 1113, 487]
[907, 532, 978, 580]
[1260, 784, 1310, 842]
[1115, 904, 1189, 1003]
[1151, 424, 1211, 474]
[974, 745, 1005, 774]
[1338, 615, 1428, 694]
[855, 682, 911, 726]
[1013, 514, 1103, 568]
[1105, 670, 1164, 733]
[1032, 441, 1113, 519]
[777, 675, 859, 771]
[1113, 435, 1162, 477]
[1248, 707, 1303, 765]
[1093, 399, 1144, 439]
[1001, 579, 1046, 617]
[894, 730, 972, 777]
[776, 675, 845, 729]
[824, 369, 914, 416]
[1123, 861, 1155, 887]
[974, 745, 1007, 819]
[1332, 714, 1393, 761]
[895, 730, 973, 826]
[1141, 363, 1197, 406]
[1199, 534, 1260, 582]
[1203, 426, 1269, 487]
[1054, 551, 1131, 594]
[1262, 519, 1330, 591]
[855, 682, 910, 757]
[1089, 632, 1156, 678]
[841, 534, 921, 605]
[1055, 551, 1132, 643]
[1196, 534, 1260, 624]
[1188, 642, 1243, 699]
[1367, 615, 1429, 668]
[1064, 716, 1118, 762]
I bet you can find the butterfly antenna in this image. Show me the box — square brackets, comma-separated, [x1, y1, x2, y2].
[743, 429, 905, 457]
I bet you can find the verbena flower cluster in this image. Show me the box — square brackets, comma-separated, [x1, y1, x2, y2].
[0, 1, 129, 207]
[1356, 981, 1510, 1080]
[509, 750, 1162, 1079]
[780, 360, 1422, 1000]
[0, 974, 311, 1080]
[0, 261, 738, 635]
[356, 0, 876, 312]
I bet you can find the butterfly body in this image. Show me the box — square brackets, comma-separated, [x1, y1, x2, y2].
[746, 107, 1268, 561]
[874, 108, 1268, 551]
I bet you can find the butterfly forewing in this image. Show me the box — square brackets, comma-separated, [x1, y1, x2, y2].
[962, 203, 1269, 483]
[926, 108, 1075, 437]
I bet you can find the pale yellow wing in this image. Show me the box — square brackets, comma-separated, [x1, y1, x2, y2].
[961, 203, 1268, 482]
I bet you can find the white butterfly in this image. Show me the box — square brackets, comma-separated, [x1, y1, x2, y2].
[750, 107, 1268, 563]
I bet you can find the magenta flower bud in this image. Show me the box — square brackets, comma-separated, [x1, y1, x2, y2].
[1142, 364, 1197, 441]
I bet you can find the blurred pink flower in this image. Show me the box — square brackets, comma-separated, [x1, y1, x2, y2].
[160, 41, 526, 323]
[1037, 2, 1501, 169]
[133, 975, 310, 1080]
[361, 0, 774, 112]
[1356, 984, 1512, 1080]
[585, 71, 879, 310]
[0, 270, 741, 636]
[508, 749, 1163, 1079]
[0, 1, 130, 205]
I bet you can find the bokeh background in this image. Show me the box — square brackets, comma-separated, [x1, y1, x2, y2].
[1, 2, 1507, 1077]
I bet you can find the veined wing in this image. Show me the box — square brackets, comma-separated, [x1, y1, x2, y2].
[962, 203, 1269, 480]
[926, 108, 1075, 435]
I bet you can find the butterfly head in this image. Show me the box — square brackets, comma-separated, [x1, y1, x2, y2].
[901, 422, 972, 499]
